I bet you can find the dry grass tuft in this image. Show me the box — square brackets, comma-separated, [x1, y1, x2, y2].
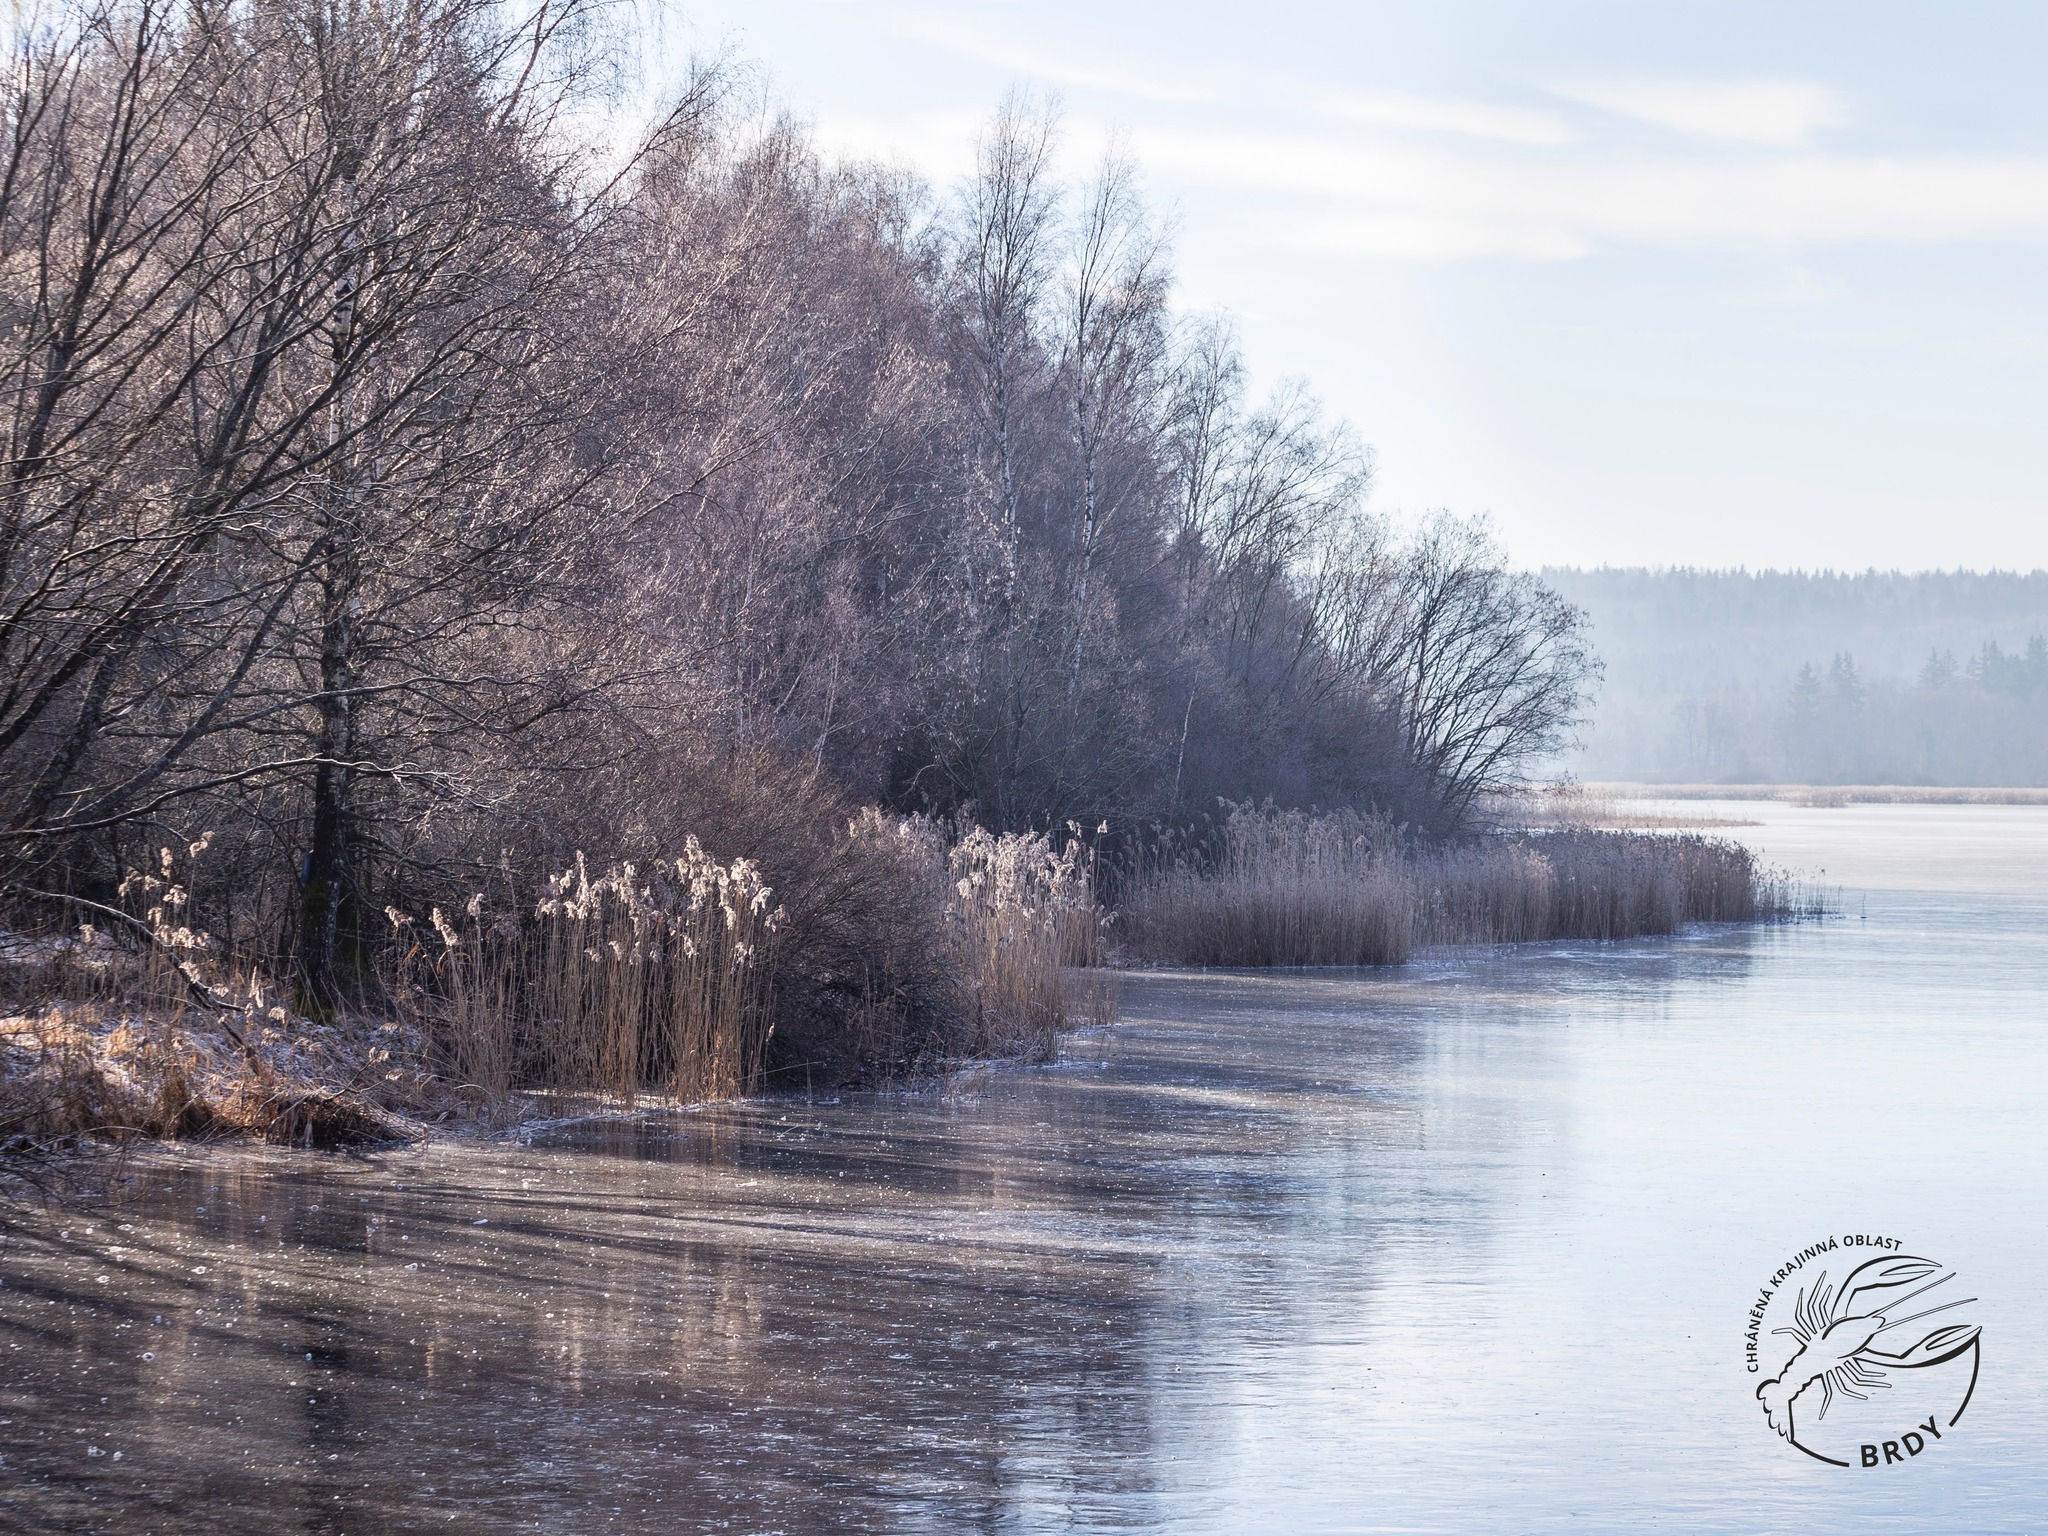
[0, 1003, 420, 1168]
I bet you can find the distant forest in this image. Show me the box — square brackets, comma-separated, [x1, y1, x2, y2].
[1545, 568, 2048, 785]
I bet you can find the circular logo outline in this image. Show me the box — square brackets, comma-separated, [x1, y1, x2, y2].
[1746, 1239, 1982, 1468]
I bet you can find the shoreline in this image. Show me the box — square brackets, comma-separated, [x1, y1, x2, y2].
[1585, 782, 2048, 806]
[5, 906, 1814, 1180]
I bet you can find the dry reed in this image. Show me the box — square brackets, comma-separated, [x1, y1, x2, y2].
[1119, 809, 1415, 966]
[397, 816, 1111, 1103]
[846, 812, 1112, 1066]
[404, 842, 782, 1107]
[943, 819, 1111, 1059]
[4, 816, 1117, 1154]
[1119, 804, 1798, 968]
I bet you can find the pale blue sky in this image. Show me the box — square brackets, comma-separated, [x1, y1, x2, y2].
[655, 1, 2048, 572]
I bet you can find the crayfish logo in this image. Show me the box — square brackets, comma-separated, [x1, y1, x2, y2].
[1745, 1238, 1982, 1468]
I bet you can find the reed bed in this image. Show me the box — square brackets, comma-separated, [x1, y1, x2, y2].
[397, 816, 1111, 1104]
[1490, 781, 1760, 830]
[940, 819, 1113, 1060]
[401, 842, 782, 1108]
[1119, 809, 1414, 967]
[1589, 783, 2048, 806]
[2, 814, 1115, 1157]
[1119, 805, 1799, 968]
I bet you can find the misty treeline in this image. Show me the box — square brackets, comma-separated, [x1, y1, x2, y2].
[0, 0, 1593, 1084]
[1546, 570, 2048, 785]
[1691, 643, 2048, 786]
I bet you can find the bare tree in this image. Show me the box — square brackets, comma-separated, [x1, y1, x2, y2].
[960, 91, 1057, 572]
[0, 34, 1604, 1049]
[0, 0, 691, 1004]
[1366, 515, 1598, 833]
[1057, 148, 1166, 707]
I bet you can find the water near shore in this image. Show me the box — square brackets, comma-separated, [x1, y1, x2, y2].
[5, 804, 2047, 1533]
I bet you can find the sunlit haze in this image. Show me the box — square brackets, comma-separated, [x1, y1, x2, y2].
[660, 0, 2048, 572]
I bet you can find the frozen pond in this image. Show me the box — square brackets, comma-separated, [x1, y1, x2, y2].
[4, 803, 2047, 1532]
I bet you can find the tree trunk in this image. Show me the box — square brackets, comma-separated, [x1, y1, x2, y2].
[297, 566, 354, 1014]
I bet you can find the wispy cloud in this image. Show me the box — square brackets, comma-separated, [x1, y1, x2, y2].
[1318, 92, 1575, 146]
[790, 23, 2048, 267]
[1553, 77, 1845, 147]
[905, 15, 1222, 104]
[1131, 125, 2048, 260]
